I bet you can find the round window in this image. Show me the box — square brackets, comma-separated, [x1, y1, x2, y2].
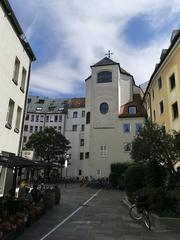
[100, 102, 109, 114]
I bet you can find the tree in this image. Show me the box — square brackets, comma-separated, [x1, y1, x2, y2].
[131, 120, 178, 185]
[26, 127, 71, 163]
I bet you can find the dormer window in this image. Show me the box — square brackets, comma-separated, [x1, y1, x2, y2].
[97, 71, 112, 83]
[128, 106, 137, 114]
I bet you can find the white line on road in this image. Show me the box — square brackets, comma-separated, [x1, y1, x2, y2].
[39, 189, 101, 240]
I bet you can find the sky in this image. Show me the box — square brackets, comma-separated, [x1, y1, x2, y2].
[9, 0, 180, 98]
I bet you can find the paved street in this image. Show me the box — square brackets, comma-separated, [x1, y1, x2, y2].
[17, 185, 180, 240]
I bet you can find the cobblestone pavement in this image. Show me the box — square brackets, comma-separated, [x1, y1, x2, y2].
[17, 184, 180, 240]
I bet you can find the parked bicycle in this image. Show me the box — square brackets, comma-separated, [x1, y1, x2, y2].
[129, 194, 151, 230]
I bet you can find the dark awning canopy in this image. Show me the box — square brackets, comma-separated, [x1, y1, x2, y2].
[0, 156, 55, 169]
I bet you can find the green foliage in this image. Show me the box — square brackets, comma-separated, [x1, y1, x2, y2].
[124, 164, 146, 200]
[131, 120, 177, 176]
[26, 127, 71, 162]
[109, 162, 131, 189]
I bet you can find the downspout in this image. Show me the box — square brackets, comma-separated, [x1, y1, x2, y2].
[18, 61, 32, 156]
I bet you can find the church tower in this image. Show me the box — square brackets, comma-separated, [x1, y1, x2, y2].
[83, 56, 146, 178]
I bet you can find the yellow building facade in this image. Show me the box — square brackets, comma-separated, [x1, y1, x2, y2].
[144, 30, 180, 132]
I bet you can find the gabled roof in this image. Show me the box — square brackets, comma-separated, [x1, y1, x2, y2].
[91, 57, 118, 67]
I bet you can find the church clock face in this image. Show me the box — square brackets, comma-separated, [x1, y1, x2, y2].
[100, 102, 109, 114]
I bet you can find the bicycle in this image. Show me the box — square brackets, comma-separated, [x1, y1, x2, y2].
[129, 196, 151, 230]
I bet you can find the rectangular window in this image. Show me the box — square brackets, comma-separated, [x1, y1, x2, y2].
[23, 136, 27, 143]
[12, 57, 20, 84]
[172, 102, 179, 119]
[6, 99, 15, 129]
[97, 169, 101, 176]
[153, 110, 156, 121]
[100, 145, 107, 157]
[82, 111, 85, 118]
[78, 170, 82, 176]
[72, 125, 77, 131]
[36, 107, 42, 112]
[46, 115, 49, 122]
[25, 114, 29, 121]
[169, 73, 176, 90]
[123, 142, 132, 152]
[50, 115, 54, 122]
[136, 123, 143, 134]
[80, 139, 84, 146]
[152, 89, 154, 99]
[85, 152, 89, 159]
[123, 123, 130, 133]
[158, 77, 162, 89]
[35, 115, 39, 122]
[59, 115, 62, 122]
[81, 125, 85, 131]
[159, 100, 164, 114]
[128, 106, 137, 114]
[40, 115, 44, 122]
[35, 126, 38, 132]
[31, 115, 34, 122]
[15, 106, 22, 132]
[58, 126, 62, 132]
[73, 111, 78, 118]
[80, 152, 84, 160]
[54, 115, 58, 122]
[30, 126, 33, 133]
[24, 125, 28, 131]
[20, 67, 27, 92]
[39, 126, 43, 131]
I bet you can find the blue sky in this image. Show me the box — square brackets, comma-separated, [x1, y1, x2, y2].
[9, 0, 180, 98]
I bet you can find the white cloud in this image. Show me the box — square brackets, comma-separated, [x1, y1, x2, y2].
[10, 0, 180, 96]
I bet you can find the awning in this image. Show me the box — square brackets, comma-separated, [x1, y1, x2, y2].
[0, 156, 55, 169]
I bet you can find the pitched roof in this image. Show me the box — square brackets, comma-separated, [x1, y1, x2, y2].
[91, 57, 118, 67]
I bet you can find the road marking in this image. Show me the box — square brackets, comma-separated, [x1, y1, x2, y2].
[40, 189, 101, 240]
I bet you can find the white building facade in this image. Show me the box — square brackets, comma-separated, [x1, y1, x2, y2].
[0, 0, 35, 195]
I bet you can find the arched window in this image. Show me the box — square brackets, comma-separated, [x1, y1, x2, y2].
[86, 112, 90, 124]
[97, 71, 112, 83]
[100, 102, 109, 114]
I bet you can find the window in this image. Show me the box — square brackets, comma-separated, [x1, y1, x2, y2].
[54, 115, 58, 122]
[159, 100, 164, 114]
[23, 136, 27, 143]
[169, 73, 176, 90]
[30, 126, 33, 133]
[81, 124, 85, 131]
[50, 115, 54, 122]
[82, 111, 85, 118]
[35, 115, 39, 122]
[6, 99, 15, 129]
[136, 123, 143, 134]
[24, 125, 28, 131]
[97, 71, 112, 83]
[158, 77, 162, 89]
[79, 170, 82, 176]
[31, 115, 34, 122]
[58, 126, 62, 132]
[123, 143, 132, 152]
[152, 89, 154, 99]
[39, 126, 43, 131]
[100, 102, 109, 114]
[153, 110, 156, 121]
[72, 125, 77, 131]
[40, 115, 44, 122]
[54, 126, 57, 130]
[59, 115, 62, 122]
[80, 139, 84, 146]
[20, 67, 27, 92]
[80, 152, 84, 160]
[172, 102, 179, 119]
[86, 112, 90, 124]
[35, 126, 38, 132]
[36, 107, 42, 112]
[12, 57, 20, 84]
[46, 115, 49, 122]
[28, 98, 31, 103]
[100, 145, 107, 157]
[15, 106, 22, 132]
[97, 169, 101, 176]
[73, 111, 78, 118]
[25, 114, 29, 121]
[123, 123, 130, 133]
[128, 106, 137, 114]
[85, 152, 89, 159]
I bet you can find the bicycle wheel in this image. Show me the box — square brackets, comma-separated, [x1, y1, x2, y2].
[143, 210, 151, 230]
[129, 205, 142, 220]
